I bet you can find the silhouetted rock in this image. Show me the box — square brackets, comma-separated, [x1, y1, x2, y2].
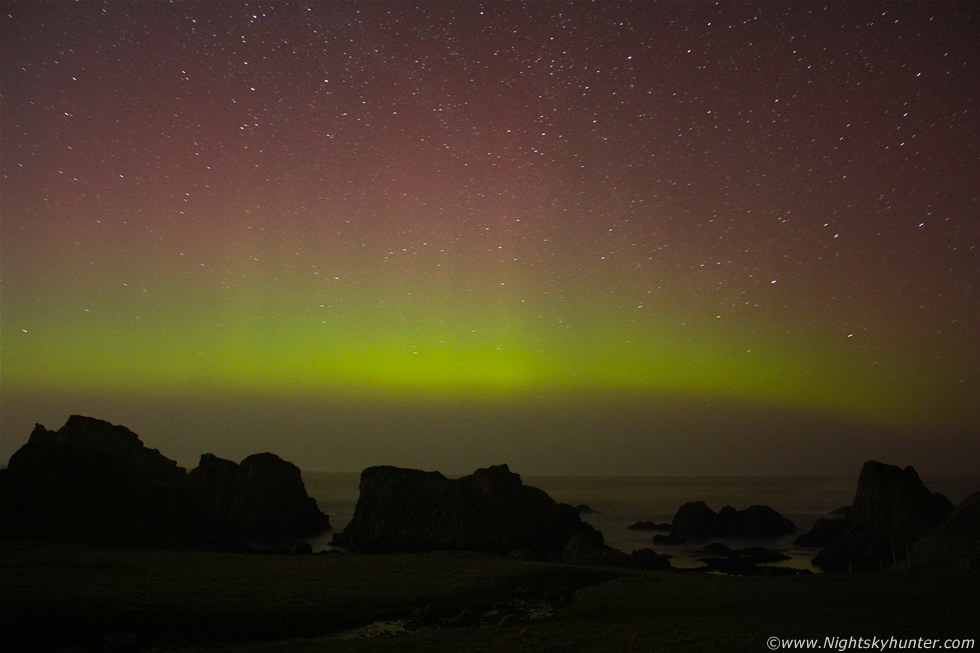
[29, 415, 187, 486]
[561, 528, 632, 566]
[813, 461, 954, 572]
[909, 491, 980, 570]
[334, 464, 596, 559]
[0, 415, 328, 550]
[628, 548, 672, 570]
[0, 417, 197, 546]
[653, 533, 685, 544]
[700, 542, 732, 556]
[294, 541, 314, 555]
[189, 452, 329, 545]
[628, 521, 671, 531]
[720, 504, 796, 537]
[670, 501, 718, 537]
[560, 529, 672, 569]
[575, 504, 596, 514]
[670, 501, 795, 538]
[794, 507, 852, 547]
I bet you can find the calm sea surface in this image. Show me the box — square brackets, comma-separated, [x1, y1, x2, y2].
[302, 471, 979, 570]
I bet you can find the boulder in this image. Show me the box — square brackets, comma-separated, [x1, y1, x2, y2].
[670, 501, 795, 538]
[812, 461, 954, 572]
[909, 491, 980, 570]
[333, 464, 597, 559]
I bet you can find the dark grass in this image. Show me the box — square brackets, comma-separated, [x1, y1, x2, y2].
[0, 540, 616, 651]
[1, 540, 977, 652]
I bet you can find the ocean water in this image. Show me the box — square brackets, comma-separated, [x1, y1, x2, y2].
[302, 471, 979, 571]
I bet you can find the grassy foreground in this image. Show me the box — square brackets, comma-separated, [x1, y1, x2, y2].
[1, 540, 976, 652]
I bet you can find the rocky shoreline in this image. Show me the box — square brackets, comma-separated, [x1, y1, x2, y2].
[2, 416, 977, 575]
[1, 416, 978, 651]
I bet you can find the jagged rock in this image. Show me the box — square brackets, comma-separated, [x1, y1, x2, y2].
[0, 418, 196, 546]
[189, 452, 329, 544]
[812, 461, 954, 572]
[0, 415, 328, 549]
[670, 501, 795, 538]
[28, 415, 187, 485]
[561, 529, 627, 566]
[333, 464, 594, 558]
[795, 507, 852, 547]
[909, 491, 980, 569]
[575, 504, 596, 514]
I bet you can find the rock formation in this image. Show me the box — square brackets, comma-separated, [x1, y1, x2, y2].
[189, 451, 329, 544]
[0, 415, 328, 549]
[27, 415, 187, 486]
[794, 507, 852, 547]
[0, 416, 196, 546]
[909, 491, 980, 570]
[669, 502, 795, 538]
[811, 461, 954, 572]
[334, 464, 594, 559]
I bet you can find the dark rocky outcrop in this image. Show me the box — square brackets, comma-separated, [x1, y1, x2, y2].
[0, 415, 328, 549]
[333, 464, 594, 559]
[189, 452, 329, 544]
[794, 507, 852, 547]
[0, 417, 196, 546]
[333, 463, 671, 569]
[670, 502, 795, 538]
[812, 461, 955, 572]
[28, 415, 187, 486]
[560, 528, 671, 569]
[670, 501, 718, 537]
[627, 521, 671, 532]
[909, 491, 980, 570]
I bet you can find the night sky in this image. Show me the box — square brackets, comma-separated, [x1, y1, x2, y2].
[2, 1, 977, 476]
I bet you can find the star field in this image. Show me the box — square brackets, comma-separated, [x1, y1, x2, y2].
[1, 2, 977, 473]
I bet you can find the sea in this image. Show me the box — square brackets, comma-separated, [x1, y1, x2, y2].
[301, 472, 980, 572]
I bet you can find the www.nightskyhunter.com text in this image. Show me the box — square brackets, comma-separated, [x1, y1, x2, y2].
[767, 636, 975, 651]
